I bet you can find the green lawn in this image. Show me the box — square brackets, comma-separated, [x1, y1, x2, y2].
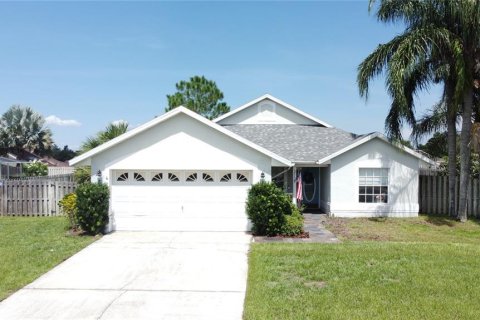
[0, 217, 97, 301]
[244, 215, 480, 319]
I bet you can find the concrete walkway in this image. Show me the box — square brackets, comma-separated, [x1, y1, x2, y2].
[0, 231, 252, 320]
[254, 214, 340, 243]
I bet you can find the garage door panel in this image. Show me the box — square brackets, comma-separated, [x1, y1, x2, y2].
[113, 216, 250, 232]
[110, 170, 252, 231]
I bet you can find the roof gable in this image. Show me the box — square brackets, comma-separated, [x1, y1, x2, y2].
[214, 94, 332, 127]
[316, 133, 436, 166]
[69, 107, 292, 167]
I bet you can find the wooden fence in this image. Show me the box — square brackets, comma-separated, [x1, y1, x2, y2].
[0, 179, 76, 216]
[419, 175, 480, 218]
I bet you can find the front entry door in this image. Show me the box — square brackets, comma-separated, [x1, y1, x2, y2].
[300, 168, 319, 208]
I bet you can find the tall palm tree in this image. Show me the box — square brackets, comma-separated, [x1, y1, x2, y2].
[0, 105, 53, 155]
[358, 0, 479, 220]
[80, 121, 129, 154]
[414, 79, 459, 217]
[451, 1, 480, 221]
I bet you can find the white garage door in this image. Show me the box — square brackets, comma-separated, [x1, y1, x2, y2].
[110, 170, 252, 231]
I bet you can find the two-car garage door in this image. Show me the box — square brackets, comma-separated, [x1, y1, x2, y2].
[110, 170, 252, 231]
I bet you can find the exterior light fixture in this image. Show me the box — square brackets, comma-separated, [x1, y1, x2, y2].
[97, 170, 102, 184]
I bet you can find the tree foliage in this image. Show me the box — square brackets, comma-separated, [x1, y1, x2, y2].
[74, 166, 92, 185]
[80, 121, 128, 153]
[48, 144, 77, 162]
[0, 105, 53, 155]
[418, 132, 449, 159]
[22, 161, 48, 177]
[165, 76, 230, 119]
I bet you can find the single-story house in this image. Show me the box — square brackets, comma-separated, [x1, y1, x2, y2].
[69, 94, 435, 232]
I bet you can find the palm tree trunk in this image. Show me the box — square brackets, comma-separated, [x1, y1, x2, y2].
[447, 102, 457, 217]
[458, 86, 474, 222]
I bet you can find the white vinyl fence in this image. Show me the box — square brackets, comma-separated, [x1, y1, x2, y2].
[48, 166, 75, 176]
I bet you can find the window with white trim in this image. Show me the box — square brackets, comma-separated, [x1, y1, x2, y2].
[359, 168, 388, 203]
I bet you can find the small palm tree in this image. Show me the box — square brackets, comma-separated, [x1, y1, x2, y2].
[80, 121, 129, 153]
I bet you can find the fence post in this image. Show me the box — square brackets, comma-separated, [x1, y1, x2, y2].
[474, 179, 479, 218]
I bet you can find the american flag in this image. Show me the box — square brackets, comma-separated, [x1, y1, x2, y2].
[296, 172, 303, 205]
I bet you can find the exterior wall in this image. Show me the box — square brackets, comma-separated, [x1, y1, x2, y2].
[330, 138, 420, 217]
[88, 113, 274, 231]
[319, 166, 331, 213]
[217, 99, 319, 125]
[90, 113, 272, 183]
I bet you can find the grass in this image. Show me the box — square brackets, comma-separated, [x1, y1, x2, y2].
[244, 243, 480, 319]
[323, 214, 480, 243]
[244, 215, 480, 319]
[0, 217, 97, 301]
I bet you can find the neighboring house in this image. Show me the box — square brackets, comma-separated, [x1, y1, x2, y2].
[69, 94, 435, 232]
[0, 157, 27, 179]
[0, 151, 72, 178]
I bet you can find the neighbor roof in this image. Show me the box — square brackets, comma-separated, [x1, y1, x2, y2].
[69, 106, 292, 167]
[213, 94, 332, 127]
[224, 124, 360, 163]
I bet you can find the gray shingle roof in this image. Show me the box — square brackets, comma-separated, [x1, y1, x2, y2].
[224, 124, 362, 162]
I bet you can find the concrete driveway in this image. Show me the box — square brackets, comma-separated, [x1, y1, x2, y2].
[0, 231, 252, 320]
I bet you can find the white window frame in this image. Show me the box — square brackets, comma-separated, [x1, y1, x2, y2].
[358, 168, 389, 204]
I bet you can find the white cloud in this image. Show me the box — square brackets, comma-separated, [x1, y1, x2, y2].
[45, 115, 81, 127]
[111, 119, 128, 126]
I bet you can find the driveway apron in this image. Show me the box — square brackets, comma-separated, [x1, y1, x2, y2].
[0, 231, 252, 320]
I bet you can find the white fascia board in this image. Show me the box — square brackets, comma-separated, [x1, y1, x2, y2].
[69, 106, 292, 167]
[213, 94, 332, 127]
[316, 133, 437, 166]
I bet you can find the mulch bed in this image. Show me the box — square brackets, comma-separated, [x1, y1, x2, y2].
[253, 232, 310, 239]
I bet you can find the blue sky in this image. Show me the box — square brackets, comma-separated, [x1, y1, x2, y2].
[0, 1, 441, 150]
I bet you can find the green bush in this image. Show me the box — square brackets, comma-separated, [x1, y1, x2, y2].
[59, 193, 78, 230]
[246, 181, 294, 236]
[75, 183, 109, 235]
[74, 166, 91, 185]
[23, 161, 48, 176]
[280, 208, 304, 236]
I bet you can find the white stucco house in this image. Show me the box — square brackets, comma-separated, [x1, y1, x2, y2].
[69, 94, 435, 232]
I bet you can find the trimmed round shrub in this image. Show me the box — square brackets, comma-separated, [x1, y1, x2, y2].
[75, 183, 110, 235]
[280, 208, 304, 236]
[246, 181, 293, 236]
[59, 193, 78, 230]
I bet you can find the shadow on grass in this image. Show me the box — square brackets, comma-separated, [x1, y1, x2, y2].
[368, 217, 388, 223]
[424, 215, 457, 227]
[423, 214, 480, 226]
